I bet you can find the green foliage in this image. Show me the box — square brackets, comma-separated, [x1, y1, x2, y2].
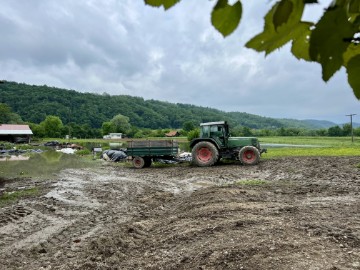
[0, 141, 13, 149]
[110, 114, 131, 134]
[144, 0, 180, 10]
[261, 136, 360, 159]
[40, 115, 64, 138]
[0, 82, 357, 139]
[328, 125, 343, 136]
[347, 55, 360, 98]
[0, 82, 296, 130]
[0, 103, 23, 124]
[211, 0, 242, 37]
[264, 147, 360, 158]
[309, 5, 357, 81]
[145, 0, 360, 99]
[187, 129, 200, 141]
[75, 149, 91, 156]
[182, 121, 195, 132]
[246, 0, 311, 55]
[260, 136, 360, 147]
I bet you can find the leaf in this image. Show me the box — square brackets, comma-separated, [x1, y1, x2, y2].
[291, 25, 312, 61]
[247, 22, 310, 55]
[346, 55, 360, 99]
[309, 6, 357, 81]
[273, 0, 294, 30]
[343, 43, 360, 66]
[144, 0, 180, 10]
[211, 0, 242, 37]
[144, 0, 162, 7]
[246, 0, 309, 55]
[349, 0, 360, 14]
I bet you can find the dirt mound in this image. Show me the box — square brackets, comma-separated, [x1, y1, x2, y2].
[0, 157, 359, 269]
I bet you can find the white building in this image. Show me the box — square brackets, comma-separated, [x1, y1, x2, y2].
[103, 133, 123, 139]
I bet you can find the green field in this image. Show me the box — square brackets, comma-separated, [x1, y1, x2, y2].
[259, 136, 360, 158]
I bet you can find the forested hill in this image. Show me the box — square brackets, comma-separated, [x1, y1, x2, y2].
[0, 81, 333, 129]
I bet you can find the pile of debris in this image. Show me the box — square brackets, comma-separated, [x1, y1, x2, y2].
[100, 150, 192, 164]
[101, 150, 127, 162]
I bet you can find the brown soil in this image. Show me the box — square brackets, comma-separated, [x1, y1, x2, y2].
[0, 157, 360, 270]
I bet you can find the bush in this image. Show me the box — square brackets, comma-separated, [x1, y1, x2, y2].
[187, 129, 200, 141]
[75, 149, 91, 156]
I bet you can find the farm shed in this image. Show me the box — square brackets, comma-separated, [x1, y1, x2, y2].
[0, 124, 33, 143]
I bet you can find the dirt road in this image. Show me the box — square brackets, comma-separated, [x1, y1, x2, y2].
[0, 157, 360, 269]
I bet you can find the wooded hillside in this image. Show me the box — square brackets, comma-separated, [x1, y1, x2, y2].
[0, 81, 335, 129]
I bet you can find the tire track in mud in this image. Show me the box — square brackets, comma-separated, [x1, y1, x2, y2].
[0, 165, 215, 268]
[1, 157, 360, 269]
[0, 167, 154, 268]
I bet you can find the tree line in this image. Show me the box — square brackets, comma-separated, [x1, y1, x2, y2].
[1, 102, 358, 139]
[1, 81, 326, 131]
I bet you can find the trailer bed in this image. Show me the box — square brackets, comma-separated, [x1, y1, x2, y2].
[126, 140, 179, 168]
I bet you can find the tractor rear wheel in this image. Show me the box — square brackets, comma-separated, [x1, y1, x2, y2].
[132, 156, 145, 169]
[192, 141, 219, 167]
[238, 146, 260, 165]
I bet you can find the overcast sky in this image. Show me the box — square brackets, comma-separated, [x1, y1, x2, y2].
[1, 0, 359, 123]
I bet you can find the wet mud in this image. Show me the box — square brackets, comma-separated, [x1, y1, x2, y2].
[0, 157, 359, 269]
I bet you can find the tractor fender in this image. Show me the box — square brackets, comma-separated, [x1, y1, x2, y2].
[190, 138, 220, 150]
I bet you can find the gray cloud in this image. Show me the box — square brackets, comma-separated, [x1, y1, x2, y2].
[0, 0, 358, 124]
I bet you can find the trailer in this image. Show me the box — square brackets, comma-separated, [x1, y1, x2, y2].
[126, 140, 179, 168]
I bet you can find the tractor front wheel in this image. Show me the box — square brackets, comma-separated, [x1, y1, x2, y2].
[192, 141, 219, 167]
[238, 146, 260, 165]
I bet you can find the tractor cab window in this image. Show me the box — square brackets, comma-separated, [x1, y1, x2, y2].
[200, 125, 210, 138]
[210, 125, 224, 137]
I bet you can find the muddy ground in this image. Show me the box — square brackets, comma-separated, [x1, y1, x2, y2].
[0, 156, 359, 270]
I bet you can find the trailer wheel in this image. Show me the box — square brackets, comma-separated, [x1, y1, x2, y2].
[239, 146, 260, 165]
[192, 141, 219, 167]
[144, 157, 152, 168]
[133, 156, 145, 169]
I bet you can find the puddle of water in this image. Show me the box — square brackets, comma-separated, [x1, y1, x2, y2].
[261, 143, 323, 148]
[0, 151, 98, 179]
[0, 155, 30, 162]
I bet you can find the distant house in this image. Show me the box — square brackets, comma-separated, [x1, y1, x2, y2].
[103, 133, 123, 139]
[165, 130, 180, 137]
[0, 124, 33, 143]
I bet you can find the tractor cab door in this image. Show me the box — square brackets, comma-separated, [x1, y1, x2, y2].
[210, 125, 226, 148]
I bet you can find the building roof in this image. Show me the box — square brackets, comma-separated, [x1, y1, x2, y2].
[0, 124, 33, 135]
[165, 130, 180, 137]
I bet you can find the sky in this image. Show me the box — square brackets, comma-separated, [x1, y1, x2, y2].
[0, 0, 359, 124]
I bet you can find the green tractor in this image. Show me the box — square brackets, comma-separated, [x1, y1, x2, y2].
[190, 121, 266, 167]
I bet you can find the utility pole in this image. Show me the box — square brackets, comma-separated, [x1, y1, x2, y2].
[346, 114, 356, 142]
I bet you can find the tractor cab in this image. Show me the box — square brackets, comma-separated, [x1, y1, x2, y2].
[199, 121, 229, 148]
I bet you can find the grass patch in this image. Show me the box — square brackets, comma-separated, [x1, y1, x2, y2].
[262, 147, 360, 159]
[235, 179, 268, 186]
[260, 136, 360, 147]
[0, 187, 39, 206]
